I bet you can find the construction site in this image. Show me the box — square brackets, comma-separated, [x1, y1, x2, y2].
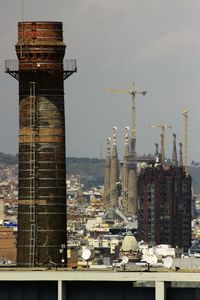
[103, 83, 192, 251]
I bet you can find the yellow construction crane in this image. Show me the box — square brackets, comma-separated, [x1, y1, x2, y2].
[149, 124, 172, 164]
[105, 82, 147, 143]
[182, 108, 189, 174]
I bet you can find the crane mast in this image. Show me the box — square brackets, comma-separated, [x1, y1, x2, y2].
[131, 91, 136, 139]
[105, 82, 146, 158]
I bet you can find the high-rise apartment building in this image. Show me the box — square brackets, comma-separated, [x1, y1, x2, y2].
[138, 164, 192, 251]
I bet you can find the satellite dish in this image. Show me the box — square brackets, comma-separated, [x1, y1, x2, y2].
[163, 256, 173, 269]
[86, 219, 95, 231]
[96, 217, 102, 224]
[143, 254, 158, 264]
[122, 256, 129, 264]
[103, 257, 111, 265]
[82, 249, 91, 261]
[150, 255, 158, 264]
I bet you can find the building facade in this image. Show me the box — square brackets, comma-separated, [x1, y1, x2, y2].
[138, 164, 192, 251]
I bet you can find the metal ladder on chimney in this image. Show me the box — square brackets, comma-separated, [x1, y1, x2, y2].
[29, 82, 37, 267]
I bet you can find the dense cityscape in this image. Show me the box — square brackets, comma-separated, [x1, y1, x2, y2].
[1, 154, 200, 270]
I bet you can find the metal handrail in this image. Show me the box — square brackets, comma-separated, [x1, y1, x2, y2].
[5, 59, 77, 72]
[5, 59, 18, 72]
[64, 59, 77, 72]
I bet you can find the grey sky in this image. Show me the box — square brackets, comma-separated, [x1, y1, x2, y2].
[0, 0, 200, 162]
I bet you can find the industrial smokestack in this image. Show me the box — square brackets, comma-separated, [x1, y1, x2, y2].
[6, 21, 76, 267]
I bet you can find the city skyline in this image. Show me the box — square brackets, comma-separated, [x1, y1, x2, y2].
[0, 0, 200, 162]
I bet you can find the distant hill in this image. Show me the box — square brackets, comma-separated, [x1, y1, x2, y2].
[0, 152, 18, 165]
[66, 157, 105, 188]
[66, 159, 200, 193]
[0, 153, 200, 192]
[0, 154, 105, 188]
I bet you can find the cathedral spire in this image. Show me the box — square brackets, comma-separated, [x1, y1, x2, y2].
[110, 127, 120, 207]
[179, 142, 183, 167]
[172, 133, 178, 166]
[103, 138, 111, 206]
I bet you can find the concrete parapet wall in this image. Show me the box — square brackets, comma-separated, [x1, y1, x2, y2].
[0, 270, 200, 299]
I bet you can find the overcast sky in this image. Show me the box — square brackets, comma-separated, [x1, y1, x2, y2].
[0, 0, 200, 162]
